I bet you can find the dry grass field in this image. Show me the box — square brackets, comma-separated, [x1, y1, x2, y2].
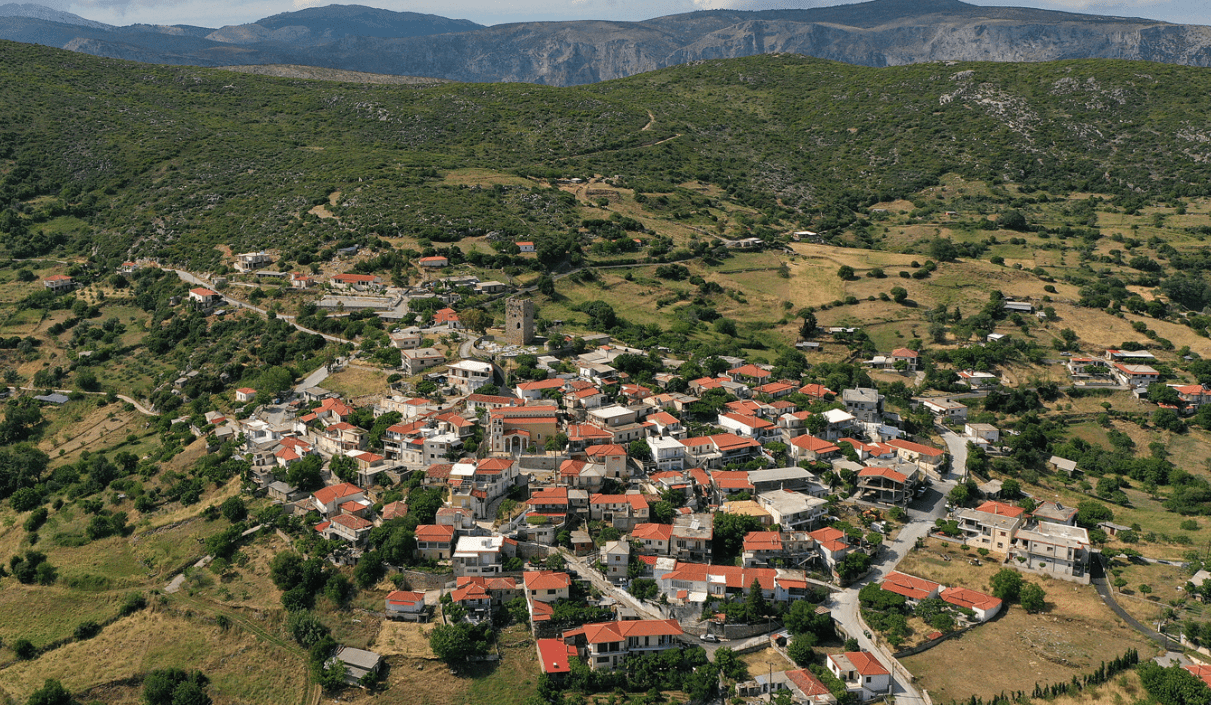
[324, 366, 390, 399]
[897, 541, 1155, 704]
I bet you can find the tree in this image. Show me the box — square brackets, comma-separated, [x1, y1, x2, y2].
[75, 368, 99, 392]
[219, 497, 246, 523]
[990, 569, 1023, 602]
[836, 551, 872, 583]
[1075, 500, 1113, 528]
[287, 454, 324, 492]
[143, 670, 209, 705]
[628, 439, 652, 462]
[947, 483, 970, 507]
[287, 611, 331, 647]
[799, 310, 817, 340]
[787, 633, 816, 666]
[785, 599, 835, 641]
[460, 309, 492, 335]
[890, 286, 908, 304]
[630, 578, 658, 601]
[996, 210, 1029, 231]
[837, 265, 856, 281]
[1020, 583, 1046, 613]
[712, 513, 765, 563]
[328, 455, 357, 483]
[26, 679, 73, 705]
[713, 318, 737, 336]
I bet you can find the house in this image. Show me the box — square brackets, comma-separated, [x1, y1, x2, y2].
[818, 409, 857, 441]
[857, 466, 912, 505]
[889, 348, 919, 372]
[572, 619, 684, 671]
[954, 501, 1025, 555]
[448, 458, 521, 519]
[880, 571, 941, 604]
[418, 256, 448, 268]
[808, 527, 853, 569]
[415, 524, 456, 560]
[754, 382, 797, 399]
[187, 287, 222, 308]
[331, 273, 381, 289]
[516, 241, 536, 252]
[1048, 455, 1080, 477]
[1066, 357, 1109, 377]
[940, 586, 1002, 622]
[433, 308, 462, 329]
[385, 590, 427, 620]
[603, 540, 631, 583]
[589, 493, 649, 530]
[235, 387, 257, 403]
[1031, 501, 1078, 526]
[799, 384, 835, 400]
[447, 359, 494, 395]
[1111, 363, 1160, 388]
[631, 523, 673, 556]
[291, 272, 314, 289]
[536, 638, 576, 677]
[389, 329, 424, 350]
[327, 646, 383, 686]
[958, 370, 999, 388]
[117, 261, 140, 274]
[887, 439, 946, 472]
[515, 378, 565, 401]
[671, 514, 714, 563]
[1010, 521, 1091, 583]
[789, 434, 841, 463]
[466, 393, 520, 412]
[586, 406, 645, 445]
[267, 481, 302, 503]
[651, 560, 809, 603]
[475, 280, 507, 295]
[842, 388, 884, 423]
[647, 436, 686, 472]
[449, 581, 493, 621]
[43, 274, 74, 292]
[584, 444, 629, 478]
[741, 531, 784, 568]
[726, 364, 773, 385]
[312, 483, 366, 516]
[680, 433, 762, 469]
[452, 535, 517, 577]
[326, 513, 373, 544]
[402, 348, 445, 375]
[718, 412, 780, 442]
[235, 251, 273, 272]
[826, 652, 891, 702]
[748, 467, 828, 497]
[782, 669, 838, 705]
[964, 423, 1000, 445]
[757, 490, 827, 529]
[922, 398, 968, 423]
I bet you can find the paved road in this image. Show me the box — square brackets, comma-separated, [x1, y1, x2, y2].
[173, 270, 352, 344]
[938, 427, 969, 482]
[295, 365, 331, 394]
[1091, 558, 1179, 650]
[829, 479, 955, 705]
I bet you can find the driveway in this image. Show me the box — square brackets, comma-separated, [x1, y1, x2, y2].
[827, 478, 954, 705]
[938, 427, 969, 481]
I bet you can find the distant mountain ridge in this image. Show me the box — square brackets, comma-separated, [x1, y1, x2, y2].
[3, 1, 1211, 85]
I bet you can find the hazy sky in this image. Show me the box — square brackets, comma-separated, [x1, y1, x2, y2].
[28, 0, 1211, 29]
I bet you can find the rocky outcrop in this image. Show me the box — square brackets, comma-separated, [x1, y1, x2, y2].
[7, 1, 1211, 84]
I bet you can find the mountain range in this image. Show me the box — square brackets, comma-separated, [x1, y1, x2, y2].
[3, 0, 1211, 85]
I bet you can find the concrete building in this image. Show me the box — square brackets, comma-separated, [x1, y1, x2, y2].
[842, 388, 884, 423]
[827, 652, 891, 701]
[1010, 521, 1091, 583]
[447, 359, 495, 395]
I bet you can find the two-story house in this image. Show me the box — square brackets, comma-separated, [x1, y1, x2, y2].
[573, 619, 684, 671]
[827, 652, 891, 702]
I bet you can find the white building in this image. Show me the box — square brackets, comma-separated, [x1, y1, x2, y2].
[646, 436, 686, 472]
[447, 359, 494, 395]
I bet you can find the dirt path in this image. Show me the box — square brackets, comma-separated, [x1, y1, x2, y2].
[641, 110, 655, 131]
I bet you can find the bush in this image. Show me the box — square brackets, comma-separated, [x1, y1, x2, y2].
[74, 620, 101, 640]
[630, 578, 659, 601]
[12, 638, 36, 659]
[287, 611, 331, 648]
[1020, 583, 1046, 613]
[990, 569, 1023, 602]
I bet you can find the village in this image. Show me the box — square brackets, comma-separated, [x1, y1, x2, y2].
[23, 243, 1211, 705]
[85, 247, 1201, 705]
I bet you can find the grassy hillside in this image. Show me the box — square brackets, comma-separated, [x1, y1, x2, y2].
[5, 42, 1211, 270]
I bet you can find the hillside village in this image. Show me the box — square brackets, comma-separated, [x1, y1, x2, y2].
[53, 244, 1211, 704]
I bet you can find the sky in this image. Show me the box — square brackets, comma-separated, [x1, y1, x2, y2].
[23, 0, 1211, 30]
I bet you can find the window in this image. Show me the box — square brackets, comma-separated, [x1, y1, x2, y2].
[865, 677, 871, 683]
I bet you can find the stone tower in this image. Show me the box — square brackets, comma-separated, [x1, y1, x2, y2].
[505, 297, 535, 345]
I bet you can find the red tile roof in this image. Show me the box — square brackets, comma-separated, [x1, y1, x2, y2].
[585, 444, 627, 457]
[523, 570, 571, 591]
[632, 523, 673, 542]
[329, 513, 372, 531]
[536, 639, 575, 674]
[890, 348, 919, 358]
[786, 668, 832, 697]
[974, 500, 1025, 518]
[791, 434, 841, 454]
[858, 466, 907, 483]
[580, 619, 683, 644]
[415, 524, 455, 541]
[743, 531, 782, 552]
[386, 590, 425, 607]
[888, 439, 945, 457]
[832, 651, 889, 677]
[940, 586, 1003, 612]
[313, 482, 363, 505]
[881, 571, 940, 600]
[799, 384, 835, 398]
[333, 273, 378, 283]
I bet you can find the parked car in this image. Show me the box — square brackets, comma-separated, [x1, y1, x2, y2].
[700, 633, 718, 643]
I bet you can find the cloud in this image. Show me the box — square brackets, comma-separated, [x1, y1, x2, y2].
[292, 0, 325, 7]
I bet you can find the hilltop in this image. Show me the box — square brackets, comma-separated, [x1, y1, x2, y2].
[3, 1, 1211, 85]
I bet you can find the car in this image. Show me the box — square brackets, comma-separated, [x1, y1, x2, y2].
[699, 633, 719, 643]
